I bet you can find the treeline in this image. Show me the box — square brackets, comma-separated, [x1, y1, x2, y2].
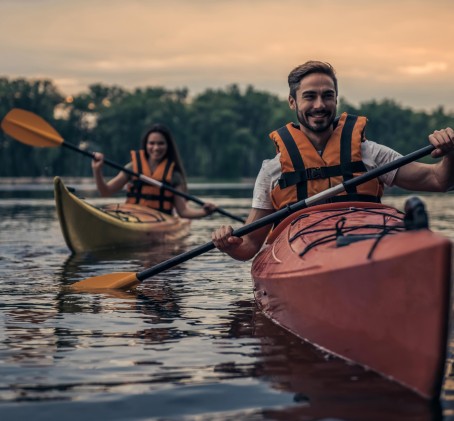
[0, 77, 453, 180]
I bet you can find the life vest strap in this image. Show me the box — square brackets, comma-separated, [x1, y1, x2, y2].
[278, 161, 367, 188]
[126, 152, 175, 213]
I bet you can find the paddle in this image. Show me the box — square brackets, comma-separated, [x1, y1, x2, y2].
[1, 108, 245, 224]
[70, 144, 435, 291]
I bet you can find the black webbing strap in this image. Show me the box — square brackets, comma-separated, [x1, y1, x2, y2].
[340, 115, 357, 193]
[159, 159, 173, 211]
[278, 161, 367, 188]
[276, 125, 307, 201]
[131, 151, 143, 204]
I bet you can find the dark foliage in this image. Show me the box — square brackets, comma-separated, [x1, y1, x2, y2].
[1, 78, 452, 179]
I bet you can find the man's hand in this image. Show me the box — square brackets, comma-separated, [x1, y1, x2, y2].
[212, 225, 243, 252]
[429, 128, 454, 158]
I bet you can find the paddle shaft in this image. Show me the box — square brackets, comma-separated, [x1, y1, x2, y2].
[61, 141, 245, 223]
[137, 144, 435, 281]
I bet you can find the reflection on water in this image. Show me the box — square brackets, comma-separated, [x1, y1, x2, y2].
[1, 189, 454, 420]
[225, 302, 443, 420]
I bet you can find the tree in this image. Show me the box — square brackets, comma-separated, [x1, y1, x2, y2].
[0, 78, 63, 176]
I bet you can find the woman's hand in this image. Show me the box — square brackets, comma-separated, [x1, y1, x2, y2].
[202, 202, 217, 215]
[91, 152, 105, 171]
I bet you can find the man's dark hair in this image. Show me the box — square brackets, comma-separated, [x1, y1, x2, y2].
[288, 61, 338, 99]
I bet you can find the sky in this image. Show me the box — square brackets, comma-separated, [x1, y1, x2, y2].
[1, 0, 453, 112]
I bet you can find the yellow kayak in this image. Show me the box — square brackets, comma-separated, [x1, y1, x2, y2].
[54, 176, 191, 253]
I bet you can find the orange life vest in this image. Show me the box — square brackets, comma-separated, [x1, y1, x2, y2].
[126, 150, 175, 214]
[270, 113, 383, 210]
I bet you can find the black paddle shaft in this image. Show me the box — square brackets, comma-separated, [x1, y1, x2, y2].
[62, 141, 245, 223]
[137, 144, 435, 281]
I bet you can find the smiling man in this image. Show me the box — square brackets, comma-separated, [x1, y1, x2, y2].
[212, 60, 454, 261]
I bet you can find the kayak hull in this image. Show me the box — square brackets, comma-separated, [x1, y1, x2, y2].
[54, 176, 190, 253]
[251, 201, 452, 399]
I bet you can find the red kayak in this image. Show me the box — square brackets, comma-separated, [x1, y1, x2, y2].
[251, 199, 452, 399]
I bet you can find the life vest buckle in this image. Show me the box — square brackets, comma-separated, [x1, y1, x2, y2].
[307, 167, 323, 179]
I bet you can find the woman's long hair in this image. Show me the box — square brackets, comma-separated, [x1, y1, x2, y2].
[140, 124, 188, 192]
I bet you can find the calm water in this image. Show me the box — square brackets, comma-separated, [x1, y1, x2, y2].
[1, 183, 454, 421]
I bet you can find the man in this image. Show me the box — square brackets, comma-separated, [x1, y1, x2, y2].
[212, 60, 454, 260]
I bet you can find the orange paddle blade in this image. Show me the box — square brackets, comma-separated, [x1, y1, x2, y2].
[70, 272, 140, 291]
[1, 108, 63, 147]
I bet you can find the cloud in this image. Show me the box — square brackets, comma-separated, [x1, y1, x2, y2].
[1, 0, 453, 110]
[398, 62, 449, 76]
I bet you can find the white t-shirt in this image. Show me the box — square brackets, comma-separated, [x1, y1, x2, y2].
[252, 140, 403, 210]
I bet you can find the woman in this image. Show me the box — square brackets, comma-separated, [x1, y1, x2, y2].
[92, 124, 216, 219]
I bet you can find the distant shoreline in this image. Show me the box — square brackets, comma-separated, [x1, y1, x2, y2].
[0, 177, 442, 196]
[0, 177, 255, 191]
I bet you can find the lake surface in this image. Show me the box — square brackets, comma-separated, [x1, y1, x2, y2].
[1, 182, 454, 420]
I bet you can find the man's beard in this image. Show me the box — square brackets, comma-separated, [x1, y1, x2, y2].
[296, 109, 335, 133]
